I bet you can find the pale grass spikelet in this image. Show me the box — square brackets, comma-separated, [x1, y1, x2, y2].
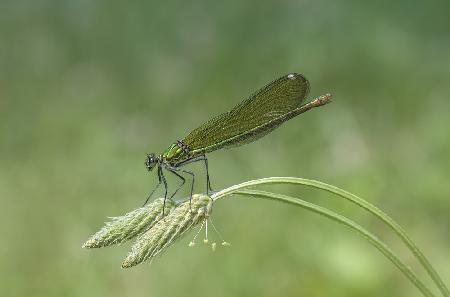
[82, 198, 175, 248]
[121, 194, 213, 268]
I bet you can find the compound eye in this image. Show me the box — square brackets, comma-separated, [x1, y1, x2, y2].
[145, 154, 152, 166]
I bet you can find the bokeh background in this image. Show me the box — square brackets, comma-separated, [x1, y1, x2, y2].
[1, 0, 449, 296]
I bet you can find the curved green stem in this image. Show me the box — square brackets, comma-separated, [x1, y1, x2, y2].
[212, 177, 448, 297]
[234, 189, 436, 297]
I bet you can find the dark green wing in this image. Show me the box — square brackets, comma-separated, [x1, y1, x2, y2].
[183, 73, 310, 153]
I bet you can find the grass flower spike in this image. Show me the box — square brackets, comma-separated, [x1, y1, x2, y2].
[121, 194, 212, 268]
[82, 198, 175, 248]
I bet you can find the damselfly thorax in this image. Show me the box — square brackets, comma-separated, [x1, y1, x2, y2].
[162, 140, 194, 165]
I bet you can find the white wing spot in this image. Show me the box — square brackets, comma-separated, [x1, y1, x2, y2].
[287, 73, 296, 80]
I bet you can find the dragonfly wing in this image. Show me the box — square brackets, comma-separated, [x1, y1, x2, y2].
[183, 73, 310, 153]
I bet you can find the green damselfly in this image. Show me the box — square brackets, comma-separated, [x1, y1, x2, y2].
[144, 73, 332, 209]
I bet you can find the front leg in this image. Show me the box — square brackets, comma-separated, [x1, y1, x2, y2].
[166, 169, 185, 199]
[142, 165, 162, 206]
[167, 164, 195, 210]
[159, 166, 169, 215]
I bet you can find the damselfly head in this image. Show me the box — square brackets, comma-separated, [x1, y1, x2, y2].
[145, 153, 158, 171]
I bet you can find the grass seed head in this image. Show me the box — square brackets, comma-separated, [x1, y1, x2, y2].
[82, 198, 175, 248]
[122, 194, 213, 268]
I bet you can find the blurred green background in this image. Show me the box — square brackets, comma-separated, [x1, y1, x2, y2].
[1, 0, 449, 296]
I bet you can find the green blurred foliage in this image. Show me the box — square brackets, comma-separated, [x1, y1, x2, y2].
[1, 0, 449, 296]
